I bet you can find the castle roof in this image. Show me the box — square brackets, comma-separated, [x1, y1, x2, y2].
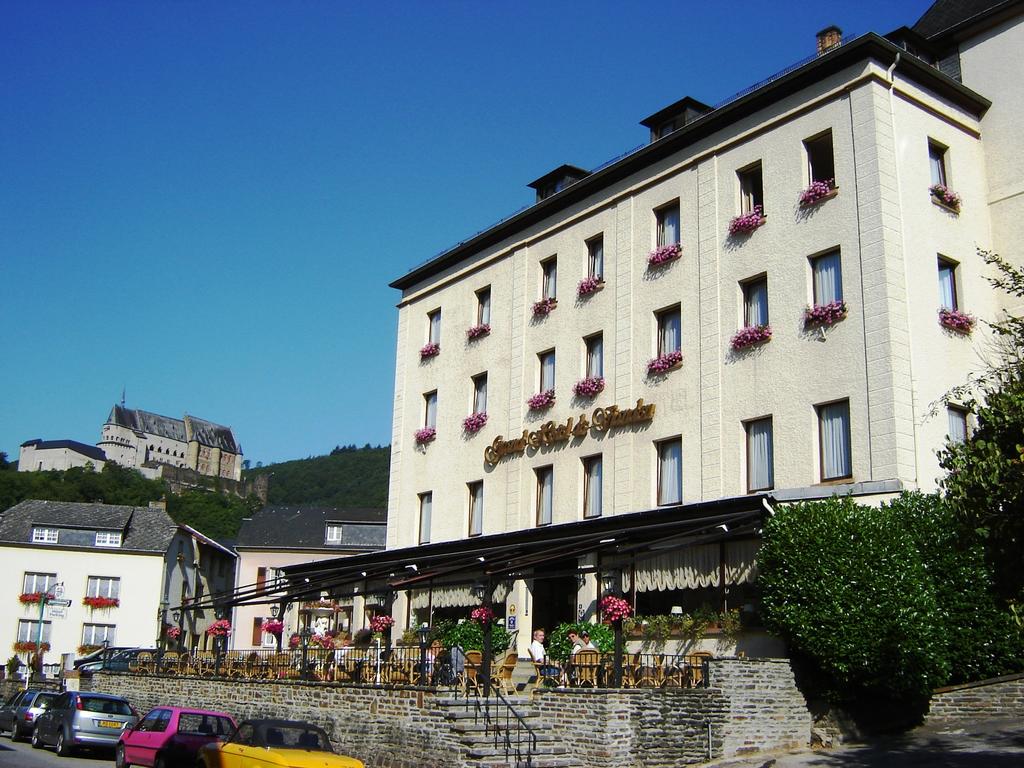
[106, 405, 240, 453]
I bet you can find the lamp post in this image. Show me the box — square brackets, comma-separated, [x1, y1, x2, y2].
[472, 581, 494, 698]
[172, 609, 183, 651]
[31, 583, 61, 687]
[158, 599, 169, 649]
[417, 622, 430, 686]
[300, 627, 313, 680]
[270, 603, 283, 653]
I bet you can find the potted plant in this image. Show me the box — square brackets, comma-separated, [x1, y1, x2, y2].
[18, 592, 44, 605]
[731, 324, 772, 350]
[420, 342, 441, 359]
[527, 390, 556, 410]
[799, 179, 837, 207]
[577, 276, 604, 297]
[532, 297, 558, 317]
[648, 243, 681, 267]
[728, 205, 766, 235]
[463, 412, 488, 434]
[414, 427, 437, 444]
[82, 596, 120, 609]
[929, 184, 961, 213]
[647, 350, 682, 375]
[466, 323, 491, 340]
[804, 300, 848, 328]
[572, 377, 605, 398]
[939, 308, 975, 334]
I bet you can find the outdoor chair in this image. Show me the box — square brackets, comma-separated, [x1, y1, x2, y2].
[464, 651, 483, 694]
[130, 652, 153, 675]
[495, 652, 518, 695]
[531, 659, 562, 689]
[222, 651, 245, 678]
[686, 651, 713, 688]
[634, 655, 662, 688]
[159, 651, 180, 675]
[572, 650, 600, 687]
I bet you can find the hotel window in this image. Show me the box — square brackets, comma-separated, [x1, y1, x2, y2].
[655, 202, 680, 247]
[539, 349, 556, 392]
[938, 257, 959, 310]
[468, 481, 484, 537]
[23, 573, 57, 595]
[535, 466, 553, 526]
[811, 251, 843, 305]
[95, 531, 122, 548]
[738, 162, 764, 214]
[587, 235, 604, 280]
[82, 624, 116, 646]
[742, 276, 769, 327]
[656, 437, 683, 506]
[472, 373, 488, 413]
[804, 131, 835, 184]
[583, 455, 603, 518]
[818, 399, 852, 481]
[325, 524, 343, 543]
[32, 527, 58, 544]
[418, 492, 432, 544]
[585, 333, 604, 378]
[427, 309, 441, 345]
[656, 305, 681, 356]
[17, 619, 51, 644]
[745, 417, 774, 492]
[424, 391, 437, 429]
[947, 406, 969, 444]
[928, 140, 948, 187]
[255, 618, 276, 647]
[86, 576, 120, 599]
[541, 257, 557, 300]
[476, 287, 491, 326]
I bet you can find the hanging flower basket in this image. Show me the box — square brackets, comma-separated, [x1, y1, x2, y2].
[205, 619, 232, 638]
[164, 625, 181, 640]
[728, 205, 766, 235]
[13, 641, 49, 653]
[414, 427, 436, 445]
[18, 592, 44, 605]
[647, 243, 681, 267]
[470, 606, 495, 625]
[599, 595, 632, 623]
[532, 297, 558, 317]
[731, 324, 772, 350]
[527, 390, 556, 410]
[572, 377, 605, 398]
[577, 276, 604, 297]
[939, 308, 975, 334]
[799, 179, 837, 207]
[467, 324, 491, 340]
[463, 412, 488, 434]
[647, 350, 682, 375]
[82, 596, 120, 610]
[804, 300, 848, 327]
[288, 633, 301, 649]
[369, 615, 395, 633]
[310, 633, 335, 649]
[420, 342, 440, 359]
[929, 184, 961, 213]
[261, 619, 284, 636]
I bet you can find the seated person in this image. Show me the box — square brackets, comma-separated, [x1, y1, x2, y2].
[579, 631, 598, 651]
[528, 628, 561, 681]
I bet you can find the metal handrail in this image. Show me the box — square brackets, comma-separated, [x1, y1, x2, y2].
[460, 681, 537, 768]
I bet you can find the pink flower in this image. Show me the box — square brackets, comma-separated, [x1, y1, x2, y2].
[730, 324, 772, 350]
[532, 297, 557, 317]
[414, 427, 436, 444]
[572, 377, 605, 398]
[420, 342, 441, 359]
[804, 300, 848, 327]
[599, 595, 632, 623]
[369, 615, 395, 633]
[205, 619, 232, 637]
[261, 619, 284, 636]
[929, 184, 962, 212]
[647, 243, 681, 267]
[799, 179, 835, 206]
[466, 324, 491, 340]
[577, 276, 604, 297]
[647, 350, 682, 375]
[527, 390, 556, 410]
[470, 606, 495, 624]
[939, 308, 975, 334]
[728, 205, 766, 235]
[463, 411, 488, 434]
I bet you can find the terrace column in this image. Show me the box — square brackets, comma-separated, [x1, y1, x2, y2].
[352, 594, 366, 632]
[508, 579, 532, 658]
[576, 554, 599, 623]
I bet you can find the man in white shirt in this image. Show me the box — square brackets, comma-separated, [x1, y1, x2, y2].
[528, 628, 548, 663]
[529, 628, 561, 683]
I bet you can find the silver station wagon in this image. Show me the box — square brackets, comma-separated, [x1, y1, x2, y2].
[31, 690, 138, 756]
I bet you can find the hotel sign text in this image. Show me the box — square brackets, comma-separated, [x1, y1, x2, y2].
[484, 399, 656, 466]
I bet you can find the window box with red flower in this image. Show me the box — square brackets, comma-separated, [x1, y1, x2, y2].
[929, 184, 961, 214]
[13, 641, 50, 653]
[18, 592, 45, 605]
[83, 596, 120, 609]
[599, 595, 632, 623]
[205, 619, 232, 638]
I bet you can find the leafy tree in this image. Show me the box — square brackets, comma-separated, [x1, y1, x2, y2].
[166, 489, 262, 541]
[244, 446, 390, 508]
[0, 451, 9, 470]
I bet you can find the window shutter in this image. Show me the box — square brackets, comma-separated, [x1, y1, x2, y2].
[252, 618, 263, 645]
[256, 567, 266, 590]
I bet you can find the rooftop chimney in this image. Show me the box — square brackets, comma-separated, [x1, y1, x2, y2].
[817, 25, 842, 56]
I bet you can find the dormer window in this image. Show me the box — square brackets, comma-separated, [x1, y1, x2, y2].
[95, 531, 122, 548]
[32, 527, 59, 544]
[325, 524, 343, 544]
[655, 119, 678, 140]
[527, 165, 590, 203]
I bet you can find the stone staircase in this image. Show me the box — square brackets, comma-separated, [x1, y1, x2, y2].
[435, 696, 578, 768]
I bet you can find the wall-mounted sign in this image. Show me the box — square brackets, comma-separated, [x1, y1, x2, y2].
[484, 399, 656, 466]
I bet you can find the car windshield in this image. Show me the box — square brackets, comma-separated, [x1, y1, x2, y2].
[80, 697, 132, 715]
[262, 724, 333, 752]
[178, 714, 234, 736]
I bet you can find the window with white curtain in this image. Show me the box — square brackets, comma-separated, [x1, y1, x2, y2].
[656, 202, 680, 247]
[657, 438, 683, 506]
[17, 619, 51, 644]
[86, 576, 120, 599]
[418, 492, 432, 544]
[743, 277, 769, 327]
[82, 624, 116, 646]
[535, 467, 553, 526]
[928, 140, 948, 187]
[424, 391, 437, 429]
[587, 235, 604, 280]
[541, 258, 557, 300]
[811, 251, 843, 305]
[739, 162, 764, 214]
[745, 418, 774, 492]
[539, 350, 556, 391]
[583, 455, 603, 518]
[427, 309, 441, 344]
[476, 287, 491, 326]
[472, 373, 488, 413]
[22, 573, 57, 595]
[818, 400, 852, 481]
[938, 257, 958, 310]
[657, 306, 681, 356]
[947, 407, 968, 444]
[468, 482, 484, 536]
[585, 334, 604, 378]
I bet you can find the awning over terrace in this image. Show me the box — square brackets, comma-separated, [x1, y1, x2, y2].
[209, 494, 772, 614]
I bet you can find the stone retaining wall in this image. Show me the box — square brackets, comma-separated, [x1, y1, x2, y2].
[926, 672, 1024, 724]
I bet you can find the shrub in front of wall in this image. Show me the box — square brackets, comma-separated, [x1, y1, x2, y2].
[435, 618, 511, 653]
[547, 621, 615, 664]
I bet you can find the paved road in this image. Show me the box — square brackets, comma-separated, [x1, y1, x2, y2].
[0, 737, 114, 767]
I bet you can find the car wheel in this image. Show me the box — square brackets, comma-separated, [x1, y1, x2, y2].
[8, 724, 19, 742]
[56, 729, 73, 757]
[154, 755, 167, 768]
[31, 726, 43, 749]
[116, 744, 131, 768]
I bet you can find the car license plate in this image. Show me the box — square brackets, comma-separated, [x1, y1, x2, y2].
[99, 720, 122, 729]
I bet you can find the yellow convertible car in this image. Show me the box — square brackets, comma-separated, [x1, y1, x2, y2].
[196, 719, 363, 768]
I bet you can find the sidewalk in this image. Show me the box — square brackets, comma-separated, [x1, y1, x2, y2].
[702, 717, 1024, 767]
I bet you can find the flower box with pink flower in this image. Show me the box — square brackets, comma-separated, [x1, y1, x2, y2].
[929, 184, 961, 213]
[647, 350, 682, 375]
[939, 308, 975, 334]
[463, 411, 488, 434]
[532, 297, 558, 317]
[466, 324, 491, 340]
[577, 276, 605, 297]
[647, 243, 681, 267]
[799, 179, 837, 207]
[730, 324, 772, 350]
[414, 427, 436, 444]
[527, 389, 556, 410]
[728, 205, 766, 235]
[572, 377, 605, 398]
[804, 300, 848, 327]
[420, 342, 440, 359]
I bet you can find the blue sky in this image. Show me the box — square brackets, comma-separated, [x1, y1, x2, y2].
[1, 1, 933, 465]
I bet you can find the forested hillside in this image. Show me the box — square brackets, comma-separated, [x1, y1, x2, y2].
[243, 444, 390, 507]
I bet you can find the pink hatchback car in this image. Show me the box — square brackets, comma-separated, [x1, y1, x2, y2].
[116, 706, 236, 768]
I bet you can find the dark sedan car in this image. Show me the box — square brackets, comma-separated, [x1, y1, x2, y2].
[0, 689, 59, 741]
[31, 690, 138, 756]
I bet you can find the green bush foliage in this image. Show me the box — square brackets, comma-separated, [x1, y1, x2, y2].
[434, 619, 511, 653]
[548, 621, 614, 663]
[244, 446, 390, 507]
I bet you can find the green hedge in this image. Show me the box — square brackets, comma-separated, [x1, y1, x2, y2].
[548, 621, 615, 663]
[434, 619, 511, 653]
